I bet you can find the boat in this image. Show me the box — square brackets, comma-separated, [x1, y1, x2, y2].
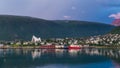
[68, 45, 81, 49]
[55, 45, 64, 49]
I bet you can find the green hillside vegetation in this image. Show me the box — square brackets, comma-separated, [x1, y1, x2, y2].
[0, 15, 115, 41]
[110, 26, 120, 34]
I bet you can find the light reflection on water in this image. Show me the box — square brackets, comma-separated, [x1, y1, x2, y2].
[0, 48, 120, 68]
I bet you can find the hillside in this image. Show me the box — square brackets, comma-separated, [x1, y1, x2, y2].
[0, 15, 115, 41]
[110, 26, 120, 34]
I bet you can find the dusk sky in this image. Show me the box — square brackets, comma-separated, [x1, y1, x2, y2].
[0, 0, 120, 24]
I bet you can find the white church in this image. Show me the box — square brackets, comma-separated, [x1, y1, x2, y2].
[31, 35, 41, 43]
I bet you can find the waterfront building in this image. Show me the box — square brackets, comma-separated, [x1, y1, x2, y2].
[31, 35, 41, 43]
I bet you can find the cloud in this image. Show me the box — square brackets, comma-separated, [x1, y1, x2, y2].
[109, 12, 120, 19]
[63, 16, 71, 19]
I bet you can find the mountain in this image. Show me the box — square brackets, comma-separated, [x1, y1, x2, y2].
[112, 19, 120, 26]
[110, 26, 120, 34]
[0, 15, 115, 41]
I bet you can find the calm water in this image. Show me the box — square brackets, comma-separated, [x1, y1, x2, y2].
[0, 48, 120, 68]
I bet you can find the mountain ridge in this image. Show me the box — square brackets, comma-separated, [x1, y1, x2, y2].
[110, 26, 120, 34]
[0, 15, 115, 41]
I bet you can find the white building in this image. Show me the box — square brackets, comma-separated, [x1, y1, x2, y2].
[31, 35, 41, 43]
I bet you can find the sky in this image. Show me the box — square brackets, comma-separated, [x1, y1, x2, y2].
[0, 0, 120, 24]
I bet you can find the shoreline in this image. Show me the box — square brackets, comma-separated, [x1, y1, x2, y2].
[0, 46, 119, 49]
